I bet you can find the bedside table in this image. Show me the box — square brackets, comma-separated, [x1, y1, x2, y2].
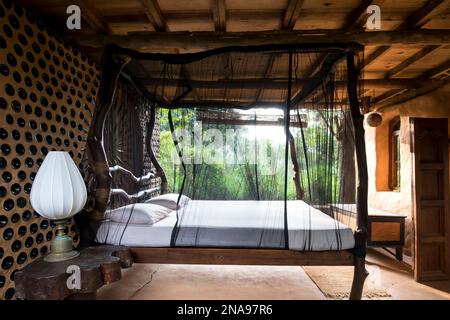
[14, 245, 133, 300]
[332, 204, 406, 261]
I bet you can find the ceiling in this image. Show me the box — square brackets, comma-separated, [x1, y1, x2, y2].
[16, 0, 450, 109]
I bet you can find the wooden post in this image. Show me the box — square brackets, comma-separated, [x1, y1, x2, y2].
[87, 46, 131, 220]
[336, 111, 356, 204]
[289, 132, 304, 200]
[346, 53, 369, 300]
[146, 108, 168, 194]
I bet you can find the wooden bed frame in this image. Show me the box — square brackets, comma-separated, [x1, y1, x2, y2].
[85, 44, 369, 300]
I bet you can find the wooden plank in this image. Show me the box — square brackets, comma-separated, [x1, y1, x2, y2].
[212, 0, 227, 32]
[386, 45, 441, 78]
[255, 54, 277, 103]
[343, 0, 386, 30]
[361, 0, 446, 69]
[282, 0, 305, 30]
[76, 0, 111, 34]
[141, 0, 167, 32]
[140, 78, 424, 90]
[291, 53, 345, 106]
[72, 29, 450, 50]
[373, 59, 450, 107]
[397, 0, 447, 29]
[130, 247, 355, 266]
[375, 77, 450, 109]
[420, 58, 450, 79]
[371, 222, 401, 242]
[372, 88, 408, 104]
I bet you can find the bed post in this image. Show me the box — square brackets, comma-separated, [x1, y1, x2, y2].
[87, 46, 131, 220]
[146, 108, 168, 194]
[346, 52, 369, 300]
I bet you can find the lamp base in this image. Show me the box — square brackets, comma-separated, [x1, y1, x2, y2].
[44, 219, 79, 262]
[44, 249, 80, 262]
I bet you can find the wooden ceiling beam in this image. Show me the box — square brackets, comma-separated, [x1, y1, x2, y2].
[212, 0, 227, 32]
[282, 0, 305, 30]
[419, 58, 450, 79]
[361, 0, 446, 69]
[385, 45, 441, 78]
[374, 77, 450, 110]
[141, 0, 168, 32]
[255, 54, 278, 102]
[76, 0, 111, 34]
[174, 100, 352, 109]
[256, 0, 304, 104]
[181, 64, 200, 101]
[72, 30, 450, 50]
[397, 0, 447, 29]
[373, 58, 450, 105]
[139, 78, 423, 90]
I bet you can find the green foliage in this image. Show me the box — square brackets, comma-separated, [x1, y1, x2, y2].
[158, 109, 342, 203]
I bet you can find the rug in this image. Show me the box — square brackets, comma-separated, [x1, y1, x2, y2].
[302, 266, 392, 299]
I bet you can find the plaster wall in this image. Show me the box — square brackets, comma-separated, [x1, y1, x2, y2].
[365, 83, 450, 257]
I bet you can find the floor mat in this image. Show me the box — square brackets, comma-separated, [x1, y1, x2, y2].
[302, 266, 391, 299]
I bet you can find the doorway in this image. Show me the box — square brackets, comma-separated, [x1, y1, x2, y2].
[412, 118, 449, 281]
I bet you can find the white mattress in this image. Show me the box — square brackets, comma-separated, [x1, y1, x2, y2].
[96, 200, 355, 251]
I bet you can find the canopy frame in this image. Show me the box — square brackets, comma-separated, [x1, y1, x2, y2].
[85, 43, 369, 299]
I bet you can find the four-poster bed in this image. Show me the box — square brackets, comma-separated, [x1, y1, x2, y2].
[85, 43, 369, 300]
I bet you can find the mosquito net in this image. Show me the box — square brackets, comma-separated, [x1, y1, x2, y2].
[93, 44, 364, 251]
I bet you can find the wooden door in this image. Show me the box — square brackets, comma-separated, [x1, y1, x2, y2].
[412, 118, 449, 281]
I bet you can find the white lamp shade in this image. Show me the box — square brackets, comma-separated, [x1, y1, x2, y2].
[30, 151, 87, 220]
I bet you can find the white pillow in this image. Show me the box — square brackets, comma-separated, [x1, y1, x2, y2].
[145, 193, 191, 210]
[106, 203, 172, 225]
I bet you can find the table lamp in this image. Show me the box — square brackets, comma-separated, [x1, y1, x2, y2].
[30, 151, 87, 262]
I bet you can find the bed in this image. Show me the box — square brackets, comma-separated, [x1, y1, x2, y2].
[85, 44, 369, 299]
[96, 200, 355, 251]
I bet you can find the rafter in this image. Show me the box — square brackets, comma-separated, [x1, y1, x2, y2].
[282, 0, 305, 30]
[255, 1, 304, 105]
[343, 0, 386, 30]
[385, 45, 441, 78]
[374, 77, 450, 110]
[255, 54, 278, 103]
[397, 0, 447, 29]
[419, 58, 450, 79]
[180, 64, 200, 102]
[141, 0, 167, 32]
[140, 77, 421, 90]
[76, 0, 111, 34]
[361, 0, 446, 69]
[212, 0, 226, 32]
[373, 58, 450, 104]
[73, 29, 450, 50]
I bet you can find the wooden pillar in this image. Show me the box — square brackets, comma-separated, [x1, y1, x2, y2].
[146, 107, 168, 194]
[336, 111, 356, 204]
[289, 131, 304, 200]
[87, 46, 131, 220]
[346, 53, 369, 300]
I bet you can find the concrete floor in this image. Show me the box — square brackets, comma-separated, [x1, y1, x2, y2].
[97, 249, 450, 300]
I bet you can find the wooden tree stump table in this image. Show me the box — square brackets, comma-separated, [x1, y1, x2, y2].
[14, 245, 133, 300]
